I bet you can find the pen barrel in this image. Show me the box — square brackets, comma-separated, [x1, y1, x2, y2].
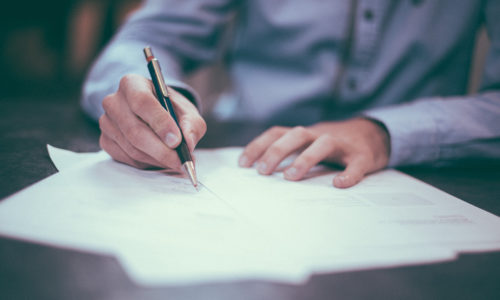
[176, 141, 192, 164]
[147, 61, 193, 164]
[147, 62, 168, 111]
[163, 93, 193, 164]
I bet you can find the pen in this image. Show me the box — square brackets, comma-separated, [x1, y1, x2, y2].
[143, 46, 198, 188]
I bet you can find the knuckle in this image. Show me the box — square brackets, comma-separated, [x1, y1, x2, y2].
[249, 140, 266, 153]
[266, 144, 285, 159]
[128, 94, 148, 112]
[98, 114, 113, 135]
[292, 125, 306, 134]
[101, 94, 116, 112]
[99, 135, 108, 150]
[98, 115, 106, 131]
[126, 125, 144, 145]
[269, 126, 285, 136]
[118, 74, 137, 91]
[293, 126, 310, 139]
[319, 134, 336, 147]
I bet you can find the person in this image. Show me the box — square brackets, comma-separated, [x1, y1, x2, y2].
[82, 0, 500, 188]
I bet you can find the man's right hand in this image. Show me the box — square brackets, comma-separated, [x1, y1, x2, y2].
[99, 74, 206, 170]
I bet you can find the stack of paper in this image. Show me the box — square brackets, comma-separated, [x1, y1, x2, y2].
[0, 146, 499, 285]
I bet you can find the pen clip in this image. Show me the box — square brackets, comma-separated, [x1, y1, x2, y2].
[151, 60, 170, 99]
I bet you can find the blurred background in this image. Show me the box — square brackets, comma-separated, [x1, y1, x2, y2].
[0, 0, 141, 98]
[0, 0, 489, 107]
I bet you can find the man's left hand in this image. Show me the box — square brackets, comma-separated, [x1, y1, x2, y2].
[238, 118, 391, 188]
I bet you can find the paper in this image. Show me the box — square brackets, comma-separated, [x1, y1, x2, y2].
[1, 146, 500, 286]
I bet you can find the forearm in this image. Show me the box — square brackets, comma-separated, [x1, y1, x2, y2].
[81, 0, 236, 120]
[81, 41, 197, 121]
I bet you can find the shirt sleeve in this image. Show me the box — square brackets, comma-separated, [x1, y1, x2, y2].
[364, 1, 500, 167]
[81, 0, 237, 121]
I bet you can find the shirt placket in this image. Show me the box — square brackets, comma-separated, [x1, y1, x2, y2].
[338, 0, 389, 103]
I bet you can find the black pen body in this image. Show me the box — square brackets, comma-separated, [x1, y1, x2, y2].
[146, 60, 193, 165]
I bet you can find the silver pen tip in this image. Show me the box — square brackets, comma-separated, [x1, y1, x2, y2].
[184, 161, 198, 189]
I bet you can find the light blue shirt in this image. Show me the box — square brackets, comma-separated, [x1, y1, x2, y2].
[82, 0, 500, 167]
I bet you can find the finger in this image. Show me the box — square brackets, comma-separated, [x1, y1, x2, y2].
[256, 126, 314, 175]
[102, 91, 181, 170]
[99, 113, 163, 167]
[333, 157, 370, 188]
[284, 134, 340, 181]
[238, 126, 287, 168]
[175, 93, 207, 152]
[100, 134, 151, 169]
[118, 74, 183, 149]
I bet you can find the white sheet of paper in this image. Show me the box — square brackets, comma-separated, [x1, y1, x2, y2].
[0, 146, 499, 286]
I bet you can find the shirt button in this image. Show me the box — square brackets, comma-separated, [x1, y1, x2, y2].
[363, 9, 374, 21]
[347, 78, 358, 90]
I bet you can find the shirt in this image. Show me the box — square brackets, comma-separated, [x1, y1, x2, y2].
[82, 0, 500, 167]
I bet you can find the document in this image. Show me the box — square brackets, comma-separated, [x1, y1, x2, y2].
[0, 146, 499, 285]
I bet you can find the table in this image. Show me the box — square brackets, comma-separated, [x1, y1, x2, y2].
[1, 96, 499, 300]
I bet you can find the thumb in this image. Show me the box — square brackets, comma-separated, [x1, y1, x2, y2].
[178, 115, 207, 153]
[333, 157, 370, 188]
[169, 89, 207, 153]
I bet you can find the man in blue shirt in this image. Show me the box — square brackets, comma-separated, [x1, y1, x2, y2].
[82, 0, 500, 188]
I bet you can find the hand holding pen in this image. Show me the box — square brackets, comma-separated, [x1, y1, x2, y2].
[98, 51, 206, 186]
[144, 46, 198, 187]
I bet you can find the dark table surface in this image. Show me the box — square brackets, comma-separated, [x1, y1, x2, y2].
[1, 96, 499, 300]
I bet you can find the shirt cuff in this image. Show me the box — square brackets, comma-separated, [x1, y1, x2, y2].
[363, 102, 440, 167]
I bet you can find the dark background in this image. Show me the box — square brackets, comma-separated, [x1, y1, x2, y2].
[0, 0, 489, 107]
[0, 0, 141, 99]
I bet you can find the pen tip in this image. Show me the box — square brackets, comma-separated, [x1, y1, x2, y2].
[184, 161, 198, 190]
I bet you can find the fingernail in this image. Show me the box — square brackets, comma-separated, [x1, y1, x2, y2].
[257, 162, 268, 174]
[284, 167, 298, 180]
[165, 132, 179, 148]
[336, 175, 346, 183]
[335, 175, 350, 187]
[239, 155, 249, 167]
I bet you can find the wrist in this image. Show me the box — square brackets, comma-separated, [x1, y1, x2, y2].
[359, 117, 391, 167]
